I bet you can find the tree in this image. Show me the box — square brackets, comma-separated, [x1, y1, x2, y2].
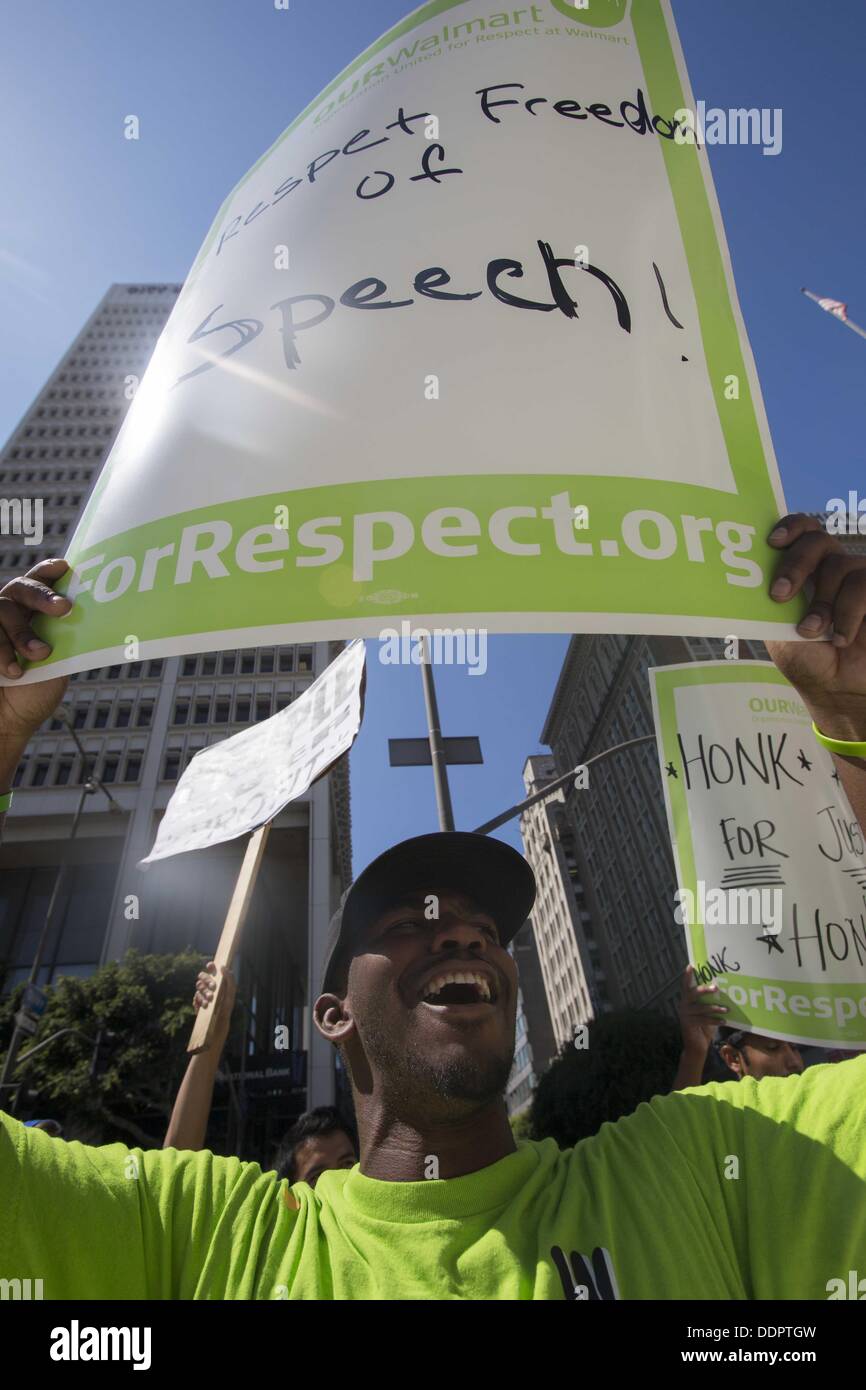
[529, 1010, 683, 1148]
[0, 950, 206, 1147]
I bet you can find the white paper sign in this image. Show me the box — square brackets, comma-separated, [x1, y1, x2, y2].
[140, 639, 365, 865]
[19, 0, 798, 690]
[651, 661, 866, 1048]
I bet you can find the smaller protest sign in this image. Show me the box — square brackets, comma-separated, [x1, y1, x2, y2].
[651, 661, 866, 1048]
[141, 639, 365, 866]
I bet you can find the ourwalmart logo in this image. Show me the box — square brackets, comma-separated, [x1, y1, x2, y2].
[549, 0, 629, 26]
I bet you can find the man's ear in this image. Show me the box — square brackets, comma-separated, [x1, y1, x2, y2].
[313, 992, 354, 1047]
[719, 1044, 741, 1077]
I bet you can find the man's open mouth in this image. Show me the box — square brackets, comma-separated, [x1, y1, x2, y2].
[417, 970, 497, 1006]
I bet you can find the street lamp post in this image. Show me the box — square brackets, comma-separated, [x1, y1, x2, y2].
[388, 636, 483, 832]
[419, 635, 456, 832]
[472, 735, 657, 835]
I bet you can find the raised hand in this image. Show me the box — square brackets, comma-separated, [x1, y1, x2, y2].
[0, 558, 73, 747]
[764, 513, 866, 737]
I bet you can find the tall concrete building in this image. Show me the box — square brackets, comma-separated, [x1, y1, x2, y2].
[504, 918, 557, 1117]
[539, 635, 771, 1021]
[0, 284, 351, 1156]
[519, 753, 607, 1049]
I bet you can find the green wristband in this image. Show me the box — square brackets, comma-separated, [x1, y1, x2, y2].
[0, 791, 12, 813]
[812, 722, 866, 759]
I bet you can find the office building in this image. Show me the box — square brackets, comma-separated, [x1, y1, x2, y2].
[0, 285, 351, 1155]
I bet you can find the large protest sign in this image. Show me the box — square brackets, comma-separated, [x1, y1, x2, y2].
[651, 661, 866, 1048]
[15, 0, 797, 685]
[140, 638, 365, 865]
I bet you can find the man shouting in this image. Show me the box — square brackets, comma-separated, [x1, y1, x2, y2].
[1, 515, 865, 1299]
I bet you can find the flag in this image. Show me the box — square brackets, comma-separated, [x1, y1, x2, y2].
[802, 287, 866, 342]
[817, 296, 848, 321]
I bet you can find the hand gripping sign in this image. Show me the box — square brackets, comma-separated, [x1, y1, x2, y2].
[651, 661, 866, 1049]
[13, 0, 798, 686]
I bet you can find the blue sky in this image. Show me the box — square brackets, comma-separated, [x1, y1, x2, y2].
[1, 0, 864, 873]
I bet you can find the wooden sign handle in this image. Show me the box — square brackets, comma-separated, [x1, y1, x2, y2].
[187, 821, 272, 1055]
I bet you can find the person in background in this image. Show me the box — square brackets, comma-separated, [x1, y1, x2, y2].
[671, 966, 804, 1088]
[530, 1008, 684, 1147]
[163, 961, 237, 1151]
[715, 1026, 804, 1081]
[273, 1107, 358, 1186]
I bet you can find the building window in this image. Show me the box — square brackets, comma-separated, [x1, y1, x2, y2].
[235, 697, 251, 721]
[220, 653, 236, 675]
[136, 703, 153, 728]
[173, 700, 189, 725]
[240, 651, 255, 674]
[115, 704, 132, 729]
[163, 751, 180, 781]
[255, 697, 270, 721]
[259, 651, 274, 674]
[93, 706, 111, 729]
[146, 660, 163, 679]
[193, 699, 210, 725]
[182, 657, 197, 677]
[32, 761, 50, 787]
[124, 754, 142, 783]
[278, 651, 294, 673]
[101, 757, 119, 784]
[126, 662, 143, 679]
[214, 699, 230, 723]
[56, 759, 74, 786]
[297, 647, 313, 673]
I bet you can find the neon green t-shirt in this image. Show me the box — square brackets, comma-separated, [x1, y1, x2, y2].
[3, 1057, 865, 1300]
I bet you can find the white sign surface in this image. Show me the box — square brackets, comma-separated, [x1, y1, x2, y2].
[17, 0, 799, 687]
[141, 639, 365, 864]
[651, 661, 866, 1048]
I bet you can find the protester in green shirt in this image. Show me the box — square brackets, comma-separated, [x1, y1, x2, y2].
[1, 513, 866, 1300]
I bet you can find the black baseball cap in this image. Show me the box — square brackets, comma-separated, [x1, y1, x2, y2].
[320, 832, 537, 994]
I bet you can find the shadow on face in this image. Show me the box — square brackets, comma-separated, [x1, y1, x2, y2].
[316, 890, 519, 1117]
